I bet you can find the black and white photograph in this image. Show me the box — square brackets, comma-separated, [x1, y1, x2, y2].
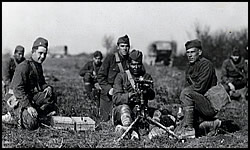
[2, 2, 248, 148]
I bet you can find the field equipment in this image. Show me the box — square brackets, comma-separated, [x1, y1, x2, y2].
[117, 77, 181, 142]
[51, 116, 95, 131]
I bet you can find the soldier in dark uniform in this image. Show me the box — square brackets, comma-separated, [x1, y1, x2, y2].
[175, 39, 221, 139]
[112, 49, 176, 140]
[79, 50, 103, 111]
[221, 47, 248, 99]
[2, 45, 25, 95]
[97, 35, 130, 122]
[2, 37, 57, 130]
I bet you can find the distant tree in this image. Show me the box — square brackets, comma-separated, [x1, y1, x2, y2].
[194, 23, 248, 68]
[102, 35, 117, 54]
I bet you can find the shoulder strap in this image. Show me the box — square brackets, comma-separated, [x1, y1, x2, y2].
[229, 59, 244, 77]
[28, 60, 42, 91]
[11, 57, 18, 66]
[125, 70, 136, 89]
[115, 52, 124, 72]
[92, 61, 97, 77]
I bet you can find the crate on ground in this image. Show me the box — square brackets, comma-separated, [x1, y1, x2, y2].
[51, 116, 95, 131]
[71, 117, 95, 131]
[51, 116, 75, 130]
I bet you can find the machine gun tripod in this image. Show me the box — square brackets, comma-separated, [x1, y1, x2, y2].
[116, 77, 182, 142]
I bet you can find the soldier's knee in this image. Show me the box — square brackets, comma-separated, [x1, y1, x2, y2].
[22, 109, 39, 130]
[120, 104, 131, 114]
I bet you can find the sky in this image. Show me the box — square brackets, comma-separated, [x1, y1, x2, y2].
[2, 2, 248, 56]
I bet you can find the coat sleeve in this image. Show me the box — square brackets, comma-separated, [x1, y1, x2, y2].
[221, 60, 230, 84]
[97, 56, 112, 94]
[2, 59, 11, 87]
[11, 63, 32, 108]
[112, 73, 129, 106]
[189, 61, 216, 94]
[79, 61, 93, 77]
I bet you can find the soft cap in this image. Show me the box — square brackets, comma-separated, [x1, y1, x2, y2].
[185, 39, 202, 50]
[129, 49, 143, 63]
[117, 35, 130, 46]
[32, 37, 48, 49]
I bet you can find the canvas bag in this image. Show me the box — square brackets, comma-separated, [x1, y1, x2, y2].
[204, 83, 231, 112]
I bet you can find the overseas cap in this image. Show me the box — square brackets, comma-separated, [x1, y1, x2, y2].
[32, 37, 48, 49]
[93, 50, 103, 59]
[117, 35, 130, 46]
[14, 45, 25, 53]
[231, 47, 240, 56]
[129, 49, 143, 63]
[185, 39, 202, 50]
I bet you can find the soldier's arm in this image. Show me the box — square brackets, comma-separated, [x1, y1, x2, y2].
[97, 55, 112, 94]
[112, 73, 130, 105]
[221, 60, 231, 84]
[79, 61, 93, 77]
[2, 59, 11, 87]
[12, 63, 32, 108]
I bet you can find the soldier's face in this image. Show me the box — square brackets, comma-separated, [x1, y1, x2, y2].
[186, 48, 201, 64]
[118, 43, 130, 56]
[129, 60, 142, 76]
[14, 51, 24, 62]
[32, 46, 47, 63]
[93, 56, 102, 65]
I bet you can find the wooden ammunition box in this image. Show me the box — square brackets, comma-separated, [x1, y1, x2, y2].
[51, 116, 75, 130]
[51, 116, 95, 131]
[71, 117, 95, 131]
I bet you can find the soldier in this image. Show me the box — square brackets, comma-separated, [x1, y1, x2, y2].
[97, 35, 130, 122]
[2, 45, 26, 95]
[221, 47, 248, 99]
[79, 50, 103, 111]
[2, 37, 57, 130]
[112, 49, 176, 140]
[175, 39, 222, 139]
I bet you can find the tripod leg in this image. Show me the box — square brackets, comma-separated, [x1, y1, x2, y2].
[117, 116, 140, 142]
[147, 116, 181, 140]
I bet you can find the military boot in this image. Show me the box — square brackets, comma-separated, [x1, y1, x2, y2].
[175, 106, 195, 139]
[115, 125, 128, 137]
[199, 119, 221, 136]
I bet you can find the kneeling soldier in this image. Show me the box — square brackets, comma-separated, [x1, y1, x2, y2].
[2, 37, 57, 130]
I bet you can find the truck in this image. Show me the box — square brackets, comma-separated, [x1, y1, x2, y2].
[147, 41, 177, 66]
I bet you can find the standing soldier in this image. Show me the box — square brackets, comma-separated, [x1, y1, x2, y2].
[221, 47, 248, 99]
[79, 50, 103, 113]
[2, 37, 57, 130]
[2, 45, 26, 95]
[97, 35, 130, 122]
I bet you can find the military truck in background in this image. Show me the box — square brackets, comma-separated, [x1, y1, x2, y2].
[147, 41, 177, 66]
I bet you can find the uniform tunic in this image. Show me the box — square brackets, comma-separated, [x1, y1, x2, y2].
[2, 56, 25, 90]
[221, 57, 248, 89]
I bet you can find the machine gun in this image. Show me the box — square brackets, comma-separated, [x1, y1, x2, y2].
[117, 77, 182, 142]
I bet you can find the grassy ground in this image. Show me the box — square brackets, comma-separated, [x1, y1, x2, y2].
[2, 56, 248, 148]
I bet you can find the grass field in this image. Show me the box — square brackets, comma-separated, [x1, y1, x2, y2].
[2, 56, 248, 148]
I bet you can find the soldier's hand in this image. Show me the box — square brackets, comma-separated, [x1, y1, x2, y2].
[43, 86, 52, 98]
[228, 82, 235, 91]
[128, 92, 137, 99]
[27, 107, 38, 118]
[108, 88, 114, 96]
